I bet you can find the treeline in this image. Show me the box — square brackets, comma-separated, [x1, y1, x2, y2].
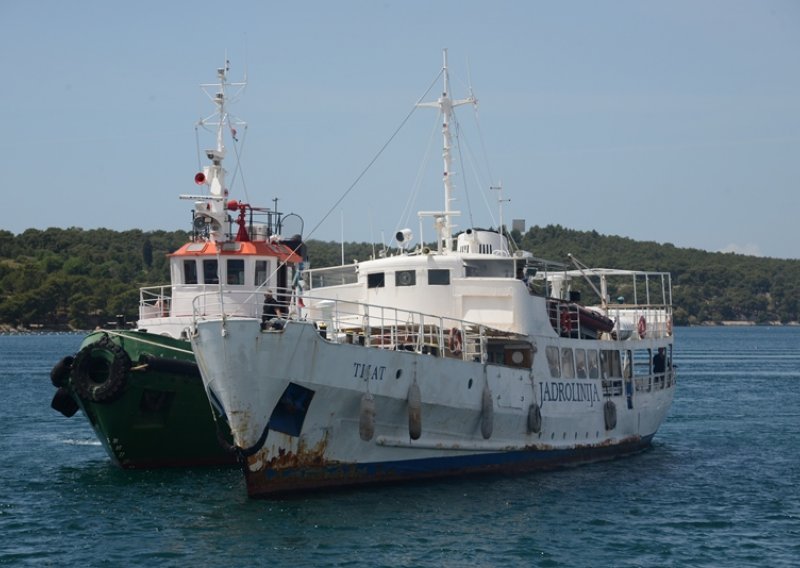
[1, 225, 798, 329]
[0, 228, 187, 329]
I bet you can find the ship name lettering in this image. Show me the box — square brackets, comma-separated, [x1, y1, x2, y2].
[352, 362, 387, 381]
[539, 381, 601, 407]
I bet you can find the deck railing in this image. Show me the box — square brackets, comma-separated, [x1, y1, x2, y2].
[191, 289, 490, 362]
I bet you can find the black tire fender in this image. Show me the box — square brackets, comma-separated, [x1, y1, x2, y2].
[71, 337, 130, 403]
[50, 356, 74, 388]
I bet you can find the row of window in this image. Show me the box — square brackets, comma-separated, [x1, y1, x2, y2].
[545, 346, 672, 380]
[181, 258, 272, 286]
[367, 269, 450, 289]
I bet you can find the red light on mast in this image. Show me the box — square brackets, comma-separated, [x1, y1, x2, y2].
[194, 172, 206, 185]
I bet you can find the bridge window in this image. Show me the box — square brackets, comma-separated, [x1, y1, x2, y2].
[255, 260, 269, 286]
[428, 269, 450, 285]
[227, 259, 245, 285]
[183, 260, 198, 284]
[202, 259, 219, 284]
[395, 270, 416, 287]
[367, 273, 385, 288]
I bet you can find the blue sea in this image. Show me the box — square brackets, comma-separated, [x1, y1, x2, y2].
[1, 327, 798, 567]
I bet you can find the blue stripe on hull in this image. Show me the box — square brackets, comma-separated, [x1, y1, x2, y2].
[245, 435, 655, 497]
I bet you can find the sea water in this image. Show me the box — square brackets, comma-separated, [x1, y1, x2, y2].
[0, 327, 798, 567]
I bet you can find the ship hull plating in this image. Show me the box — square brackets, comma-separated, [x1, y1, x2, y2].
[193, 319, 675, 498]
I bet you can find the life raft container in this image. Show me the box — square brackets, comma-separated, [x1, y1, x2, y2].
[578, 307, 615, 334]
[71, 336, 131, 403]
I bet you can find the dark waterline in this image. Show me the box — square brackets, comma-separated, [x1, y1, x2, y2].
[1, 328, 798, 566]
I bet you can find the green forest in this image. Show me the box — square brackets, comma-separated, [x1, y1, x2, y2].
[1, 225, 798, 330]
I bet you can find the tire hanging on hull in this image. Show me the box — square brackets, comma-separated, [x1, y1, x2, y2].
[50, 356, 74, 388]
[71, 337, 130, 404]
[51, 387, 80, 417]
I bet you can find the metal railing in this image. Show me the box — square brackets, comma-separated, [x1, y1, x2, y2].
[191, 289, 492, 362]
[547, 298, 673, 340]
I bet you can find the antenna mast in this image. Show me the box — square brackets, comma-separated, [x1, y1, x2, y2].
[417, 49, 476, 253]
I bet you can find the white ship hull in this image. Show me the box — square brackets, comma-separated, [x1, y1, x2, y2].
[193, 317, 675, 496]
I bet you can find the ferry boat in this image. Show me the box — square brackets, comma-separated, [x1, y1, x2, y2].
[189, 51, 676, 496]
[49, 62, 304, 468]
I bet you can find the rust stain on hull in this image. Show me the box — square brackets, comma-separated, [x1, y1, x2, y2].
[251, 433, 329, 471]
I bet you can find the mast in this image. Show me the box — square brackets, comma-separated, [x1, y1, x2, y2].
[181, 60, 247, 243]
[417, 49, 476, 253]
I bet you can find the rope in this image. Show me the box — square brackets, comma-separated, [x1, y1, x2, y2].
[303, 69, 444, 243]
[452, 117, 475, 229]
[101, 329, 194, 355]
[392, 111, 441, 247]
[227, 117, 250, 203]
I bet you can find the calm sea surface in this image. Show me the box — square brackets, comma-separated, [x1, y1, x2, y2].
[1, 327, 798, 567]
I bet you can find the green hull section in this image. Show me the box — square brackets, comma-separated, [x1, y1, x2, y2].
[51, 330, 236, 469]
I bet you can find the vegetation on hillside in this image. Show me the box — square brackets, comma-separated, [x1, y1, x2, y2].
[1, 225, 798, 330]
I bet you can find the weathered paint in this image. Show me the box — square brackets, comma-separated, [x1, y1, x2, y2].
[242, 434, 653, 497]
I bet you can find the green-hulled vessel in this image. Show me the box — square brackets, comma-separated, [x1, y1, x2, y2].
[49, 61, 304, 468]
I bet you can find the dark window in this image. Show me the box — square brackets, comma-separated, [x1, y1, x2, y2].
[395, 270, 416, 287]
[428, 269, 450, 285]
[227, 259, 245, 285]
[183, 260, 198, 284]
[367, 273, 385, 288]
[202, 259, 219, 284]
[255, 260, 268, 286]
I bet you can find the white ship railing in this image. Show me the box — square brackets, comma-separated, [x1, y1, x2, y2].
[141, 284, 266, 320]
[190, 288, 499, 363]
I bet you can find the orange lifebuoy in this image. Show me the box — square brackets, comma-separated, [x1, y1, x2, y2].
[637, 315, 647, 339]
[448, 327, 463, 356]
[560, 307, 572, 335]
